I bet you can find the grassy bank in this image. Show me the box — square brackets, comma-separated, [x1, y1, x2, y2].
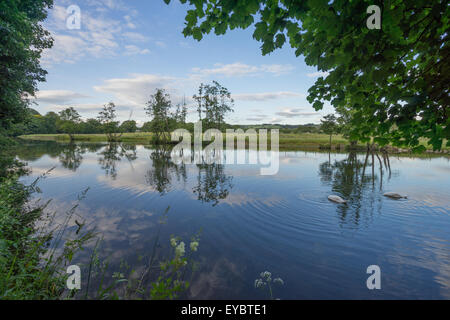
[20, 132, 352, 147]
[20, 132, 154, 143]
[19, 132, 449, 152]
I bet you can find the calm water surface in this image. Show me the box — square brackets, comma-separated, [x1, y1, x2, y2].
[16, 141, 450, 299]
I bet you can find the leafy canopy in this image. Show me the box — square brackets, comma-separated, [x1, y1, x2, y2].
[193, 81, 234, 130]
[98, 102, 123, 141]
[120, 120, 138, 133]
[164, 0, 449, 151]
[145, 88, 173, 143]
[321, 114, 338, 136]
[58, 107, 81, 140]
[0, 0, 54, 130]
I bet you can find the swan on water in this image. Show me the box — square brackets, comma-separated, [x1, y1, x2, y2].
[383, 192, 407, 199]
[328, 195, 347, 204]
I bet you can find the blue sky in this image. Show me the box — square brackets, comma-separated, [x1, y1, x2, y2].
[35, 0, 335, 126]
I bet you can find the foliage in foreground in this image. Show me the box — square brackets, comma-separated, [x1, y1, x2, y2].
[165, 0, 449, 151]
[0, 166, 200, 299]
[0, 0, 53, 130]
[0, 174, 93, 299]
[255, 271, 284, 300]
[81, 232, 201, 300]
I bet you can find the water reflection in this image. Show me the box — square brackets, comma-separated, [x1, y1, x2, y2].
[145, 146, 187, 195]
[58, 143, 84, 171]
[318, 151, 400, 227]
[15, 140, 105, 162]
[144, 145, 233, 205]
[98, 143, 137, 179]
[193, 163, 233, 206]
[14, 141, 450, 299]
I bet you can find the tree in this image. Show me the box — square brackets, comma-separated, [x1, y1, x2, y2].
[145, 88, 173, 144]
[141, 121, 153, 132]
[58, 107, 81, 141]
[193, 81, 234, 130]
[193, 85, 205, 123]
[174, 96, 188, 126]
[42, 112, 59, 134]
[321, 114, 338, 148]
[165, 0, 449, 151]
[98, 102, 122, 142]
[80, 118, 103, 134]
[336, 106, 358, 148]
[120, 120, 138, 133]
[0, 0, 53, 131]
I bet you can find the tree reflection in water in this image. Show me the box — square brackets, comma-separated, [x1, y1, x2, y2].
[97, 143, 137, 179]
[145, 146, 233, 205]
[319, 151, 396, 227]
[58, 143, 84, 171]
[193, 162, 233, 206]
[146, 146, 187, 195]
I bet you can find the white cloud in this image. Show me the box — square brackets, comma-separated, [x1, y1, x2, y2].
[306, 71, 329, 78]
[41, 2, 144, 66]
[123, 32, 150, 42]
[268, 117, 283, 123]
[246, 114, 269, 122]
[179, 41, 192, 49]
[192, 62, 294, 77]
[155, 41, 167, 48]
[124, 45, 150, 56]
[261, 64, 295, 75]
[124, 15, 136, 29]
[86, 0, 129, 11]
[93, 74, 178, 107]
[275, 108, 319, 118]
[233, 91, 304, 101]
[51, 103, 104, 112]
[34, 90, 90, 104]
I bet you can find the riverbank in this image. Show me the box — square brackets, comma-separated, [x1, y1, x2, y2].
[19, 133, 449, 153]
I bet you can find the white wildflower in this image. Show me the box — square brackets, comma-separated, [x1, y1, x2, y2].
[273, 277, 284, 285]
[175, 241, 185, 258]
[260, 271, 272, 281]
[190, 241, 199, 252]
[254, 279, 266, 288]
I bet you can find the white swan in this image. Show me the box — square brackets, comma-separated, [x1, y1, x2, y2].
[328, 195, 347, 204]
[383, 192, 407, 199]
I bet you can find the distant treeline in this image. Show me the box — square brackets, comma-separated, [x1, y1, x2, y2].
[10, 81, 326, 140]
[229, 124, 321, 134]
[10, 108, 322, 136]
[8, 108, 138, 136]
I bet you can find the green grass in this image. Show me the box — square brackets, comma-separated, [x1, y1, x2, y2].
[19, 132, 350, 147]
[19, 132, 449, 152]
[19, 132, 154, 142]
[278, 133, 349, 147]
